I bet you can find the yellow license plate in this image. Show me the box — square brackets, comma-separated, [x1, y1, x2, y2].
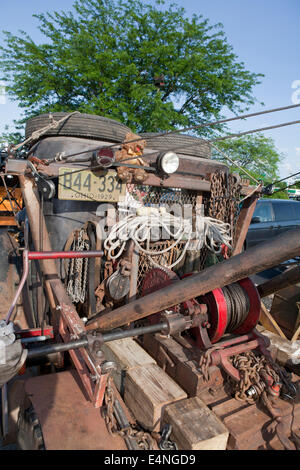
[58, 168, 126, 202]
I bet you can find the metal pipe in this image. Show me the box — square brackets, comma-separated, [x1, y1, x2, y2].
[85, 229, 300, 332]
[27, 338, 88, 359]
[26, 322, 168, 359]
[257, 264, 300, 298]
[100, 322, 168, 342]
[28, 251, 104, 260]
[6, 250, 29, 324]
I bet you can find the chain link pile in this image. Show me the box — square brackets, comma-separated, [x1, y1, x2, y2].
[104, 376, 155, 450]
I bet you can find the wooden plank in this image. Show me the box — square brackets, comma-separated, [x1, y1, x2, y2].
[163, 397, 229, 450]
[259, 302, 287, 339]
[291, 303, 300, 342]
[102, 338, 156, 393]
[124, 363, 187, 431]
[232, 194, 258, 255]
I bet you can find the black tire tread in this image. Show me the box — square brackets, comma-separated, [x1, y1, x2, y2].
[141, 132, 211, 158]
[25, 112, 131, 144]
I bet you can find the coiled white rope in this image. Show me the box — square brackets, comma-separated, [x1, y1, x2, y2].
[104, 206, 232, 269]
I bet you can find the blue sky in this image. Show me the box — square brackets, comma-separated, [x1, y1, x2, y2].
[0, 0, 299, 180]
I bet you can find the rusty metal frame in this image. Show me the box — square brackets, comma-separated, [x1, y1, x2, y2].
[58, 303, 108, 408]
[16, 174, 110, 408]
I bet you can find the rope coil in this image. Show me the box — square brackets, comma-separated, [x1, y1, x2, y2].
[103, 206, 232, 269]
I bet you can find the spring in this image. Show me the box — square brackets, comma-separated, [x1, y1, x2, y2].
[222, 282, 250, 332]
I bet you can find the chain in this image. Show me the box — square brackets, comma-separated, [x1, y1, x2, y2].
[227, 351, 279, 404]
[208, 171, 241, 246]
[103, 376, 155, 450]
[67, 228, 90, 303]
[198, 344, 224, 382]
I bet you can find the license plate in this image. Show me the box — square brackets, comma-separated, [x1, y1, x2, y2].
[58, 168, 126, 202]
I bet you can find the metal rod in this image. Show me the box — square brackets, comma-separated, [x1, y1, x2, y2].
[28, 251, 104, 260]
[113, 399, 140, 450]
[26, 322, 168, 360]
[100, 322, 168, 342]
[6, 250, 29, 324]
[1, 384, 8, 439]
[27, 338, 88, 359]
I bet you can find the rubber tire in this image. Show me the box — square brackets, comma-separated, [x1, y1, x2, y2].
[140, 132, 211, 159]
[17, 404, 45, 450]
[25, 112, 132, 143]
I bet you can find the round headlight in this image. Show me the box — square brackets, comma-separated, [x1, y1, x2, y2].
[158, 151, 179, 175]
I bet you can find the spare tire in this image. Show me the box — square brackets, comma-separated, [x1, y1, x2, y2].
[141, 132, 211, 159]
[25, 112, 131, 144]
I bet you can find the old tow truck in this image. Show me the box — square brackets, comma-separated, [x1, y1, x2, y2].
[0, 111, 300, 451]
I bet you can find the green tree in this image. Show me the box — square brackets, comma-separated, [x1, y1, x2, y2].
[212, 134, 286, 196]
[0, 0, 263, 134]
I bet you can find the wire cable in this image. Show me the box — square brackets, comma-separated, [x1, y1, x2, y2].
[212, 119, 300, 142]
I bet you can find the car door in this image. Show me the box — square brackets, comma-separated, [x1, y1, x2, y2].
[246, 200, 275, 248]
[271, 201, 297, 237]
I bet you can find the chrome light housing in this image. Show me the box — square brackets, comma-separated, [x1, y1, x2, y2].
[156, 151, 179, 175]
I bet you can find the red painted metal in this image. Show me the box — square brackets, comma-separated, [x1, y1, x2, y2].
[28, 250, 103, 260]
[17, 326, 54, 339]
[141, 268, 179, 324]
[209, 332, 269, 381]
[200, 288, 228, 343]
[6, 249, 103, 323]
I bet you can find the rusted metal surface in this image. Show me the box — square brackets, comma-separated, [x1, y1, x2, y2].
[6, 251, 29, 323]
[232, 194, 258, 255]
[7, 156, 257, 195]
[258, 265, 300, 298]
[86, 229, 300, 331]
[24, 370, 127, 450]
[210, 377, 300, 450]
[58, 302, 108, 408]
[0, 230, 29, 328]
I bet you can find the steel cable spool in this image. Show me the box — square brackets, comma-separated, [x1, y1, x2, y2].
[222, 282, 251, 333]
[193, 277, 261, 347]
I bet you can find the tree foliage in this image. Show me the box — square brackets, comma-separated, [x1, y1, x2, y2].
[0, 0, 263, 134]
[212, 134, 288, 198]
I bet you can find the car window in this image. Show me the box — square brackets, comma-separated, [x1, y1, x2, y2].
[272, 202, 295, 221]
[252, 202, 274, 222]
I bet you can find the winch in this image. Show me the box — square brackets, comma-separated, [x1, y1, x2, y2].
[141, 267, 261, 351]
